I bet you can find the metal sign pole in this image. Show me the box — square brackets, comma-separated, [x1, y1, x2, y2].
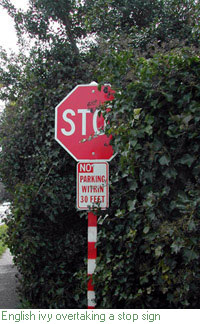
[77, 162, 109, 308]
[87, 211, 97, 309]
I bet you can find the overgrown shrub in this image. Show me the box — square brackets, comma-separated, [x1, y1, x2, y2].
[0, 45, 89, 308]
[93, 48, 200, 308]
[1, 0, 200, 310]
[0, 224, 7, 257]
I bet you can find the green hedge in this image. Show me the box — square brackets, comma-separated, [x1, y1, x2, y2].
[0, 45, 89, 308]
[0, 225, 7, 257]
[93, 48, 200, 308]
[1, 42, 200, 309]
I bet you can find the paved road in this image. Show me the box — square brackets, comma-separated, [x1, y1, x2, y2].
[0, 249, 20, 309]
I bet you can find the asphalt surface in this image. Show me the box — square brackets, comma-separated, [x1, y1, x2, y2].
[0, 249, 20, 309]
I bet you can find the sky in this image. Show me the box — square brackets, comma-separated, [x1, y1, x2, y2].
[0, 0, 29, 53]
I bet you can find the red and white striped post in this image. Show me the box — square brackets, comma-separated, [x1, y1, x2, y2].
[87, 211, 97, 309]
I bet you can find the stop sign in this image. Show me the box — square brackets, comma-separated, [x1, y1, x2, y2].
[55, 83, 115, 161]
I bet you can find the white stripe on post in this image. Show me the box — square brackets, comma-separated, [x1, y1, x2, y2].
[88, 226, 97, 242]
[88, 259, 96, 275]
[87, 291, 96, 308]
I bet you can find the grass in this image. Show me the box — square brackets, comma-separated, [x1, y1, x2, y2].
[0, 224, 7, 257]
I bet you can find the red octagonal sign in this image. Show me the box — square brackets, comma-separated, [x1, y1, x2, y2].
[55, 83, 115, 161]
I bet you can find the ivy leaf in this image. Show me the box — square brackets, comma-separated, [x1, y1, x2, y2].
[163, 167, 177, 179]
[56, 288, 64, 295]
[183, 249, 199, 262]
[155, 246, 162, 258]
[171, 239, 184, 254]
[159, 155, 170, 166]
[188, 220, 196, 232]
[176, 154, 195, 167]
[128, 200, 136, 212]
[183, 115, 193, 126]
[164, 93, 173, 102]
[140, 275, 149, 284]
[129, 180, 138, 191]
[143, 226, 150, 234]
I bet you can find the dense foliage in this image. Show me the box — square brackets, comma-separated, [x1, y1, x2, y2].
[0, 182, 9, 202]
[0, 0, 199, 308]
[84, 0, 199, 48]
[0, 224, 7, 257]
[0, 45, 90, 308]
[93, 48, 200, 308]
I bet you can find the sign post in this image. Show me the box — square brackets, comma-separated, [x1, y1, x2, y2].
[55, 82, 115, 308]
[87, 211, 97, 309]
[77, 161, 109, 308]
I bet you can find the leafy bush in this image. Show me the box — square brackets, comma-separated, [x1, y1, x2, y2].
[0, 44, 90, 308]
[0, 224, 7, 257]
[93, 48, 200, 308]
[1, 0, 200, 309]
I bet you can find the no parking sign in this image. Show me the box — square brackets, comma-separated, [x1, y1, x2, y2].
[77, 162, 109, 210]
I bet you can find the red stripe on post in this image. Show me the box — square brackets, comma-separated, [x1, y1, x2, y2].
[88, 212, 97, 226]
[88, 242, 97, 259]
[88, 275, 94, 291]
